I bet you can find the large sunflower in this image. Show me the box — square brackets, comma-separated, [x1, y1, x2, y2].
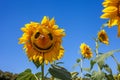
[100, 0, 120, 37]
[19, 16, 65, 64]
[80, 43, 93, 59]
[98, 30, 109, 45]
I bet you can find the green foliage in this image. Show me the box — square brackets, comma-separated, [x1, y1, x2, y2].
[35, 72, 42, 80]
[71, 72, 79, 79]
[95, 49, 119, 69]
[117, 63, 120, 73]
[16, 69, 40, 80]
[90, 60, 96, 70]
[103, 64, 112, 74]
[0, 70, 18, 80]
[91, 71, 106, 80]
[33, 60, 42, 68]
[105, 74, 114, 80]
[76, 58, 81, 63]
[49, 64, 72, 80]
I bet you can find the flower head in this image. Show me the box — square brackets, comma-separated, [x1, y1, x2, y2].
[19, 16, 65, 64]
[80, 43, 93, 59]
[98, 30, 109, 45]
[100, 0, 120, 37]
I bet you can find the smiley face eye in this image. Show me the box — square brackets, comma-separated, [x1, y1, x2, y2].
[35, 32, 40, 39]
[48, 33, 53, 40]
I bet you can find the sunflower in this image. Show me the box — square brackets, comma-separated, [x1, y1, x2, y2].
[98, 30, 109, 45]
[100, 0, 120, 37]
[19, 16, 65, 64]
[80, 43, 93, 59]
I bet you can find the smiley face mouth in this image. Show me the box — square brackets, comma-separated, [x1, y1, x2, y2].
[33, 43, 53, 51]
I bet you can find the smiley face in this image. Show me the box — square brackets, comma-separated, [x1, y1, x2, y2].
[31, 28, 55, 52]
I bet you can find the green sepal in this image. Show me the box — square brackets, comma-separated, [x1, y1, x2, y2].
[33, 60, 42, 68]
[76, 58, 81, 63]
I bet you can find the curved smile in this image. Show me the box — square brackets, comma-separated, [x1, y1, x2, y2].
[33, 43, 53, 51]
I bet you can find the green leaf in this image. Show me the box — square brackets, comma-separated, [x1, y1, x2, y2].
[84, 73, 91, 78]
[94, 49, 120, 70]
[71, 72, 79, 79]
[98, 60, 104, 70]
[16, 69, 36, 80]
[105, 74, 114, 80]
[48, 64, 72, 80]
[117, 63, 120, 73]
[95, 49, 120, 63]
[103, 64, 112, 74]
[91, 71, 106, 80]
[35, 72, 42, 79]
[90, 60, 96, 70]
[56, 62, 64, 65]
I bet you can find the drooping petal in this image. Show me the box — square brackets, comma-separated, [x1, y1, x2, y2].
[100, 13, 111, 19]
[102, 6, 117, 13]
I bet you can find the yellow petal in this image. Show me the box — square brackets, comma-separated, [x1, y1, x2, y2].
[100, 13, 111, 19]
[118, 23, 120, 37]
[45, 60, 49, 65]
[41, 16, 49, 25]
[108, 18, 118, 27]
[52, 25, 58, 29]
[19, 33, 29, 44]
[49, 18, 55, 27]
[54, 29, 65, 36]
[39, 56, 43, 63]
[102, 1, 118, 7]
[102, 6, 117, 13]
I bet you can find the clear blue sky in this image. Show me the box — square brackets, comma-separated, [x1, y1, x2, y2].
[0, 0, 120, 75]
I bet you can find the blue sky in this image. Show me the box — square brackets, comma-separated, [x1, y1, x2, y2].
[0, 0, 120, 75]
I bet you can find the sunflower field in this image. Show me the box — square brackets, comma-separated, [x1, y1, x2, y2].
[1, 0, 120, 80]
[17, 0, 120, 80]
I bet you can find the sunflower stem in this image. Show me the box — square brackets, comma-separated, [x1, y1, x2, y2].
[41, 53, 44, 80]
[80, 58, 83, 80]
[95, 38, 101, 72]
[41, 63, 44, 80]
[95, 38, 99, 57]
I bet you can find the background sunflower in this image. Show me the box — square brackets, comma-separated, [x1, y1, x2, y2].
[101, 0, 120, 37]
[80, 43, 93, 59]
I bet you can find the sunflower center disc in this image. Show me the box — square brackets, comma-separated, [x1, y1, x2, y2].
[31, 29, 54, 52]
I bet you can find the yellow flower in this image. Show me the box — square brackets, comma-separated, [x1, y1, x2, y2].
[19, 16, 65, 64]
[98, 30, 109, 45]
[80, 43, 93, 59]
[100, 0, 120, 37]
